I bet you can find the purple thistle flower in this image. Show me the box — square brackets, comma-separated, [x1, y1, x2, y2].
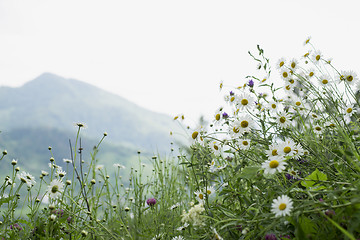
[265, 233, 277, 240]
[222, 112, 229, 119]
[248, 79, 254, 87]
[146, 198, 157, 207]
[229, 91, 235, 96]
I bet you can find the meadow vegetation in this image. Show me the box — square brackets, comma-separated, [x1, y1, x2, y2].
[1, 37, 360, 239]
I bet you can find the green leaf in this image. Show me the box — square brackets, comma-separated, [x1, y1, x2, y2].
[237, 166, 260, 180]
[301, 169, 327, 189]
[299, 216, 317, 236]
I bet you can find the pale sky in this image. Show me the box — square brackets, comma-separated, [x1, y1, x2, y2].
[1, 0, 359, 126]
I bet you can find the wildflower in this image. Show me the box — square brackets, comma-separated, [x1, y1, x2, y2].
[56, 169, 66, 178]
[312, 50, 322, 64]
[271, 195, 294, 217]
[210, 141, 222, 155]
[307, 68, 316, 78]
[238, 139, 251, 150]
[280, 69, 290, 80]
[113, 163, 126, 169]
[276, 111, 292, 129]
[146, 198, 157, 207]
[278, 138, 297, 157]
[96, 165, 104, 171]
[236, 91, 255, 111]
[318, 74, 331, 87]
[63, 158, 72, 164]
[211, 227, 224, 240]
[289, 58, 299, 71]
[267, 100, 282, 113]
[303, 36, 311, 45]
[177, 222, 189, 231]
[262, 159, 287, 175]
[194, 190, 205, 203]
[313, 124, 324, 135]
[222, 112, 229, 119]
[204, 186, 216, 200]
[75, 122, 87, 128]
[172, 236, 185, 240]
[209, 159, 227, 172]
[17, 171, 36, 187]
[265, 233, 277, 240]
[248, 79, 254, 87]
[50, 214, 57, 221]
[170, 203, 180, 210]
[230, 114, 254, 136]
[266, 143, 282, 161]
[181, 203, 205, 226]
[47, 179, 64, 199]
[10, 223, 22, 231]
[276, 58, 286, 70]
[341, 70, 358, 85]
[11, 159, 17, 166]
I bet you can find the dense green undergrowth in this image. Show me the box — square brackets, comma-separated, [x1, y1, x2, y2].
[1, 38, 360, 239]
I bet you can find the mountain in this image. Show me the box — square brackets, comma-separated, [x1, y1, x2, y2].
[0, 73, 183, 174]
[0, 73, 181, 152]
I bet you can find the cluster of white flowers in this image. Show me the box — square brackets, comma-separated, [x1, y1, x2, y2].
[181, 202, 205, 227]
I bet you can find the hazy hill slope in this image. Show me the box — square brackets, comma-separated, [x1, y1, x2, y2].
[0, 73, 180, 153]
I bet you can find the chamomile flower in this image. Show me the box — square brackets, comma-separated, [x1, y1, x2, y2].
[194, 190, 205, 203]
[172, 236, 185, 240]
[230, 114, 254, 136]
[280, 69, 290, 80]
[342, 70, 358, 85]
[17, 171, 36, 187]
[289, 58, 299, 71]
[262, 159, 287, 175]
[47, 179, 64, 199]
[266, 143, 282, 160]
[236, 91, 255, 111]
[343, 104, 357, 118]
[204, 186, 216, 200]
[276, 58, 286, 70]
[209, 160, 227, 172]
[313, 124, 324, 136]
[238, 139, 251, 150]
[276, 111, 292, 129]
[318, 74, 331, 87]
[303, 36, 311, 46]
[278, 138, 297, 157]
[307, 68, 316, 78]
[268, 100, 283, 113]
[271, 195, 294, 217]
[312, 50, 322, 64]
[56, 169, 66, 178]
[210, 141, 222, 155]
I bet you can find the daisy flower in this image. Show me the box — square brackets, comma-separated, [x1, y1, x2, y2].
[313, 124, 324, 136]
[56, 169, 66, 178]
[312, 50, 322, 64]
[276, 111, 292, 129]
[307, 68, 316, 79]
[209, 160, 227, 172]
[230, 114, 254, 136]
[267, 100, 283, 113]
[171, 236, 185, 240]
[278, 138, 297, 157]
[17, 171, 36, 187]
[262, 159, 287, 175]
[194, 190, 205, 203]
[289, 58, 299, 71]
[47, 179, 65, 199]
[318, 74, 331, 87]
[303, 36, 311, 46]
[280, 69, 290, 80]
[343, 70, 358, 85]
[271, 195, 294, 217]
[276, 58, 286, 70]
[210, 141, 222, 155]
[266, 143, 282, 160]
[238, 139, 251, 150]
[236, 91, 255, 111]
[204, 186, 216, 200]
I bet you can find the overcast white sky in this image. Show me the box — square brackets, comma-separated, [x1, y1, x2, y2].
[1, 0, 359, 126]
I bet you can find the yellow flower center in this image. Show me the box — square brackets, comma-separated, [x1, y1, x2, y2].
[207, 190, 212, 195]
[289, 79, 295, 84]
[51, 185, 59, 194]
[242, 141, 249, 146]
[233, 127, 239, 133]
[279, 61, 284, 67]
[309, 72, 314, 77]
[215, 114, 221, 121]
[347, 75, 354, 82]
[284, 146, 291, 154]
[291, 62, 296, 68]
[304, 52, 309, 57]
[279, 203, 287, 210]
[295, 101, 301, 106]
[269, 160, 279, 168]
[241, 99, 249, 106]
[315, 126, 322, 131]
[241, 120, 249, 128]
[192, 131, 199, 140]
[280, 117, 286, 123]
[285, 85, 291, 90]
[322, 79, 328, 84]
[271, 104, 277, 109]
[315, 55, 321, 61]
[347, 108, 353, 113]
[230, 96, 235, 102]
[213, 145, 219, 150]
[282, 72, 288, 78]
[272, 149, 278, 156]
[199, 193, 204, 199]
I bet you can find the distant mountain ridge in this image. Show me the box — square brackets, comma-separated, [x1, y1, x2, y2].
[0, 73, 181, 153]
